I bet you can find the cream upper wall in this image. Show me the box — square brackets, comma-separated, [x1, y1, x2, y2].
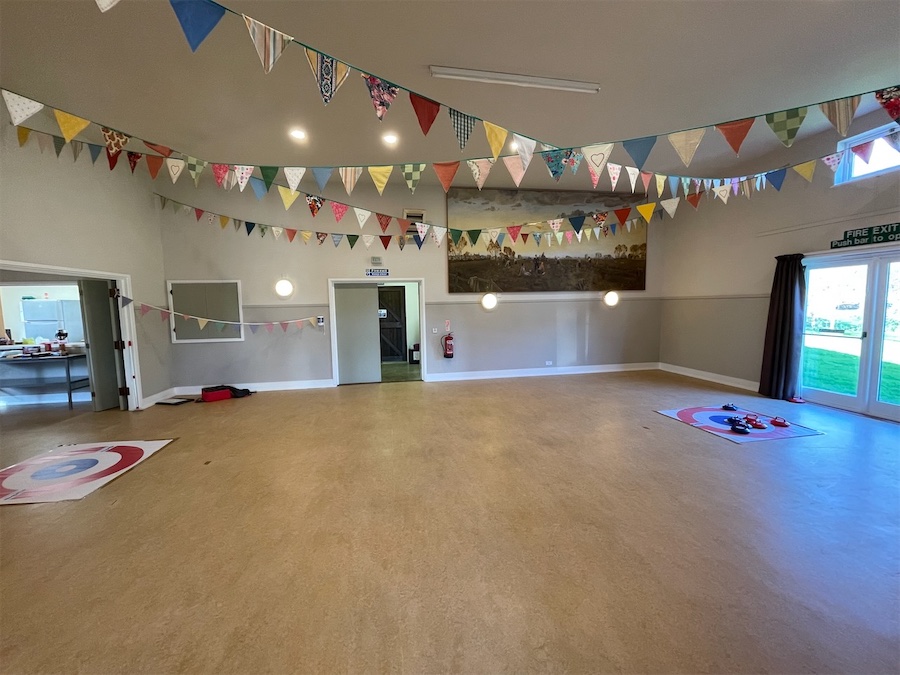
[655, 151, 900, 298]
[154, 172, 665, 304]
[0, 116, 173, 397]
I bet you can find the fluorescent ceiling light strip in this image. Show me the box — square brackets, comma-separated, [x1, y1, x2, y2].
[430, 66, 600, 94]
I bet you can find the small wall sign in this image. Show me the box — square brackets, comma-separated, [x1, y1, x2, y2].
[365, 268, 389, 277]
[830, 223, 900, 249]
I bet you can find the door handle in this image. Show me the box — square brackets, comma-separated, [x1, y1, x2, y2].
[862, 331, 867, 338]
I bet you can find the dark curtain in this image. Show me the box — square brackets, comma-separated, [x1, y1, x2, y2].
[759, 253, 806, 400]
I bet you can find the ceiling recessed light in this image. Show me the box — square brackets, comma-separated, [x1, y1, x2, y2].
[382, 133, 398, 145]
[289, 129, 306, 140]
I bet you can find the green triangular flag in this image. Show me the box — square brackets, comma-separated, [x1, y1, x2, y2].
[347, 234, 359, 249]
[260, 166, 279, 192]
[467, 229, 482, 246]
[450, 229, 464, 246]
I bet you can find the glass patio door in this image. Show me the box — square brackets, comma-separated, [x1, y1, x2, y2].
[802, 251, 900, 421]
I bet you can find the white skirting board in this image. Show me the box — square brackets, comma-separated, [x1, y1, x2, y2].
[138, 365, 758, 408]
[424, 362, 659, 382]
[658, 363, 759, 392]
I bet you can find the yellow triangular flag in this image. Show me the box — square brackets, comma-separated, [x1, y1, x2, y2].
[53, 110, 91, 143]
[277, 185, 300, 210]
[301, 230, 313, 244]
[483, 121, 508, 160]
[637, 202, 657, 224]
[308, 318, 317, 327]
[368, 165, 393, 195]
[655, 174, 666, 197]
[219, 215, 229, 229]
[792, 160, 817, 183]
[197, 318, 209, 331]
[16, 126, 31, 147]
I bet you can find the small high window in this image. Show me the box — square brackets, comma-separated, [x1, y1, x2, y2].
[835, 122, 900, 185]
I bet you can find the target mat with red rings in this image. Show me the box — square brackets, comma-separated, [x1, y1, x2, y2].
[0, 440, 172, 505]
[656, 406, 822, 444]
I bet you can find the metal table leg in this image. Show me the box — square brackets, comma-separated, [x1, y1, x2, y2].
[65, 357, 73, 410]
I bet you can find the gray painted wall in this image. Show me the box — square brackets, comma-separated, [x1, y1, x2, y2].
[168, 305, 331, 387]
[659, 296, 769, 382]
[425, 298, 660, 374]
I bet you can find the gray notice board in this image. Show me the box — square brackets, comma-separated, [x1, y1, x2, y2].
[167, 280, 244, 343]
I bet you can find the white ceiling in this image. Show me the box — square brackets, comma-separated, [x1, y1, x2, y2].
[1, 0, 898, 189]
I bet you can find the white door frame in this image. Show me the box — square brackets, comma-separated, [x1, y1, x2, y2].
[0, 259, 141, 411]
[328, 277, 426, 386]
[802, 245, 900, 421]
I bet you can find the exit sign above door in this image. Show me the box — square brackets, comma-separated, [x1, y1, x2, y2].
[365, 269, 389, 277]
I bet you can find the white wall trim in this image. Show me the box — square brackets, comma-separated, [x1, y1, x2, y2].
[173, 380, 335, 396]
[424, 362, 658, 382]
[139, 387, 177, 409]
[658, 363, 759, 391]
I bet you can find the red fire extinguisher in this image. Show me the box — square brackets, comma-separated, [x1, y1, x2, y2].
[441, 332, 454, 358]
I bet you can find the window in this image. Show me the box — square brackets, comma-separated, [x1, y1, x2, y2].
[835, 122, 900, 186]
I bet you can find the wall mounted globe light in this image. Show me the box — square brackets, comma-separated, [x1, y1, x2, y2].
[603, 291, 620, 307]
[481, 292, 499, 310]
[274, 278, 294, 299]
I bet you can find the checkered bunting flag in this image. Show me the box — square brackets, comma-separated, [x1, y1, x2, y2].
[448, 108, 476, 150]
[765, 107, 808, 147]
[186, 156, 208, 186]
[401, 163, 426, 193]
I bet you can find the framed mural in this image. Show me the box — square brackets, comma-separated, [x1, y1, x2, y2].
[447, 188, 647, 293]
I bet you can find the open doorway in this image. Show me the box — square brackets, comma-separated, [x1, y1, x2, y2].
[329, 279, 424, 386]
[379, 282, 421, 383]
[0, 262, 139, 412]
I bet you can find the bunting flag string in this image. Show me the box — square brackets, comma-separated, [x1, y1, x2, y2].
[124, 295, 320, 332]
[6, 85, 897, 200]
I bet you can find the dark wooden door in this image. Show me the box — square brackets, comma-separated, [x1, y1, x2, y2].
[378, 286, 406, 362]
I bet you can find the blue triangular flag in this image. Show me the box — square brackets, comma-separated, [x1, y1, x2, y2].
[249, 176, 267, 200]
[121, 296, 133, 308]
[245, 221, 256, 235]
[497, 233, 506, 247]
[331, 233, 343, 247]
[568, 216, 585, 233]
[169, 0, 226, 52]
[249, 324, 259, 334]
[533, 232, 542, 246]
[610, 222, 617, 235]
[312, 167, 333, 192]
[413, 234, 425, 249]
[88, 143, 103, 164]
[668, 175, 679, 197]
[622, 136, 657, 170]
[766, 168, 787, 191]
[542, 150, 566, 181]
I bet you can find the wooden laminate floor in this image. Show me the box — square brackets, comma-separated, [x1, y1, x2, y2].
[1, 371, 898, 674]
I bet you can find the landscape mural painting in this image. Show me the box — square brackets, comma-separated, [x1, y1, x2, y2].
[447, 188, 647, 293]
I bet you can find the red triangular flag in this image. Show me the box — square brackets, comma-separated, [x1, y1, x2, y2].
[285, 228, 298, 242]
[194, 208, 204, 221]
[686, 192, 703, 209]
[851, 141, 875, 164]
[127, 152, 142, 173]
[715, 118, 755, 155]
[143, 142, 172, 157]
[376, 213, 392, 232]
[507, 225, 522, 242]
[521, 233, 529, 244]
[433, 161, 460, 193]
[397, 218, 411, 234]
[613, 207, 631, 224]
[409, 92, 441, 136]
[380, 235, 392, 249]
[106, 148, 120, 170]
[145, 154, 164, 179]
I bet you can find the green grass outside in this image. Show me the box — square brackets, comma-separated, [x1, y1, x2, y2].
[802, 346, 900, 404]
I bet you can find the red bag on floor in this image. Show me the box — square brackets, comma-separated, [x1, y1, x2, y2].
[201, 388, 232, 402]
